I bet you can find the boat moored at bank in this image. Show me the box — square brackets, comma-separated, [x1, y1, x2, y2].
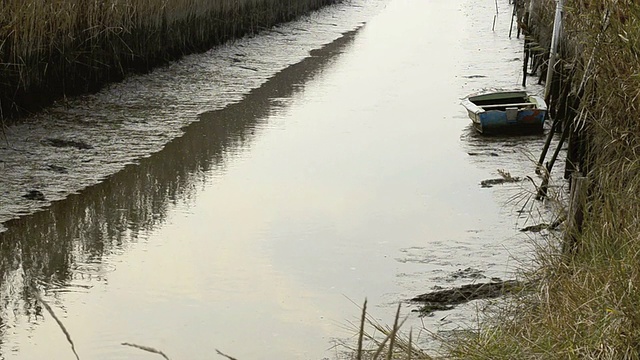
[462, 90, 547, 134]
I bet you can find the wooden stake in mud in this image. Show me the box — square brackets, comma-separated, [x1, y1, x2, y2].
[509, 0, 517, 38]
[536, 120, 570, 200]
[537, 72, 575, 174]
[492, 0, 499, 31]
[562, 174, 588, 254]
[544, 0, 564, 102]
[522, 37, 529, 87]
[536, 117, 560, 174]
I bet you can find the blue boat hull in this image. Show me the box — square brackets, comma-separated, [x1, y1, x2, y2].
[475, 108, 546, 134]
[461, 91, 548, 135]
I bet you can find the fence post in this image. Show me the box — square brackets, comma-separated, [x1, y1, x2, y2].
[562, 174, 588, 254]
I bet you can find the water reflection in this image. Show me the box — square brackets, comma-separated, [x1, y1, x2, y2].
[0, 0, 387, 232]
[462, 123, 546, 159]
[0, 29, 358, 353]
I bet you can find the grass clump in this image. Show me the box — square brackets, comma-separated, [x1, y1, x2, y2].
[342, 300, 434, 360]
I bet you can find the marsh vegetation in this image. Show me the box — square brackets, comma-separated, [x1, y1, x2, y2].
[0, 0, 335, 120]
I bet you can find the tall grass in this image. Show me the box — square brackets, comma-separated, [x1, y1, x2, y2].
[0, 0, 335, 120]
[441, 0, 640, 358]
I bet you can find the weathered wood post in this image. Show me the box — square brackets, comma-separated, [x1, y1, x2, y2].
[544, 0, 564, 102]
[522, 38, 530, 87]
[536, 117, 560, 174]
[564, 93, 582, 179]
[536, 68, 572, 175]
[562, 174, 588, 254]
[535, 120, 570, 200]
[509, 0, 518, 38]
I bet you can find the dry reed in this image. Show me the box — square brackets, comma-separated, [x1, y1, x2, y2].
[342, 300, 434, 360]
[0, 0, 335, 121]
[32, 286, 81, 360]
[122, 342, 172, 360]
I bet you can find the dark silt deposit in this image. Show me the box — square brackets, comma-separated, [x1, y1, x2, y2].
[411, 280, 523, 316]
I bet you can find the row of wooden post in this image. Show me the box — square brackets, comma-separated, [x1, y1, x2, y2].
[520, 0, 588, 255]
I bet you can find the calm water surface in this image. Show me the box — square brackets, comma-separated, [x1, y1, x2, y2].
[0, 0, 559, 359]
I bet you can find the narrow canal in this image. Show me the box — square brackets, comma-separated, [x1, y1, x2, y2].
[0, 0, 555, 359]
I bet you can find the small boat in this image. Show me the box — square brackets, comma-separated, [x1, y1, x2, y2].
[462, 90, 547, 134]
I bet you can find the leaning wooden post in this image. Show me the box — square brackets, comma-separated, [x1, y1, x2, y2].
[544, 0, 564, 102]
[536, 120, 570, 200]
[537, 69, 572, 174]
[562, 174, 588, 254]
[522, 38, 530, 87]
[546, 121, 569, 173]
[509, 0, 517, 38]
[536, 116, 560, 174]
[536, 162, 551, 201]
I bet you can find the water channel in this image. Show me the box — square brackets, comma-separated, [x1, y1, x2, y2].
[0, 0, 560, 359]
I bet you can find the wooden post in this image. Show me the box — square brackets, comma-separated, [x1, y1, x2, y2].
[546, 121, 570, 174]
[509, 0, 517, 38]
[562, 174, 588, 254]
[565, 128, 578, 178]
[547, 61, 563, 120]
[544, 0, 564, 102]
[492, 0, 499, 31]
[563, 94, 580, 179]
[578, 130, 591, 176]
[522, 38, 529, 87]
[536, 162, 551, 201]
[557, 66, 573, 120]
[536, 117, 560, 174]
[536, 121, 570, 200]
[538, 68, 576, 175]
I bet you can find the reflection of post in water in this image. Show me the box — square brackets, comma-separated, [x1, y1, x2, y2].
[0, 28, 359, 345]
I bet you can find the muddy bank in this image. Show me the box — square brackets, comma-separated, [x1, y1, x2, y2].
[0, 0, 338, 120]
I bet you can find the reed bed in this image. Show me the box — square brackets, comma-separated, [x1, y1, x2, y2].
[438, 1, 640, 358]
[0, 0, 335, 120]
